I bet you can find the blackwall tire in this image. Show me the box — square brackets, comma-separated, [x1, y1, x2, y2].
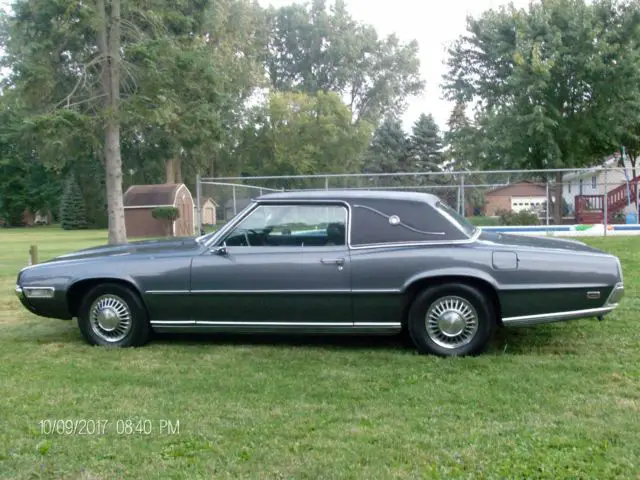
[407, 283, 495, 357]
[77, 282, 150, 347]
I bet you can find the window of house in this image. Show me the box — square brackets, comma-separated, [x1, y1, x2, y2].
[592, 175, 597, 189]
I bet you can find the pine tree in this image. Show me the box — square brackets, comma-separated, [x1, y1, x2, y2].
[444, 101, 476, 170]
[364, 116, 410, 174]
[59, 174, 88, 230]
[407, 113, 444, 172]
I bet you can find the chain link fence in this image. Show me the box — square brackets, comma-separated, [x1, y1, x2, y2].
[194, 167, 640, 235]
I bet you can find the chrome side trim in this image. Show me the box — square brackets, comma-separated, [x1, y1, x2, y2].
[191, 289, 352, 294]
[502, 306, 616, 327]
[150, 321, 402, 328]
[151, 320, 196, 325]
[196, 321, 353, 327]
[146, 290, 189, 295]
[349, 228, 482, 250]
[354, 322, 401, 328]
[146, 289, 402, 295]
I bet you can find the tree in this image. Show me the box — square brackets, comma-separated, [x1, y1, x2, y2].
[236, 91, 373, 188]
[264, 0, 424, 124]
[1, 0, 261, 243]
[407, 113, 444, 173]
[443, 0, 640, 223]
[364, 116, 409, 175]
[0, 92, 63, 227]
[60, 173, 88, 230]
[444, 101, 477, 170]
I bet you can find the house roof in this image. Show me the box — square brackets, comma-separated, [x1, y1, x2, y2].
[561, 153, 628, 181]
[484, 180, 547, 197]
[123, 184, 186, 208]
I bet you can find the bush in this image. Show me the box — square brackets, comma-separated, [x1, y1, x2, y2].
[151, 206, 180, 236]
[59, 174, 88, 230]
[496, 209, 540, 226]
[467, 216, 500, 226]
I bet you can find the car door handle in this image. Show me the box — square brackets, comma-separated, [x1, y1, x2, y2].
[321, 257, 345, 266]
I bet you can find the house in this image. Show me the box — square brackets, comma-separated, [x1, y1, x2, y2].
[562, 153, 636, 213]
[483, 181, 549, 216]
[123, 183, 195, 237]
[198, 198, 218, 225]
[562, 153, 640, 223]
[0, 209, 52, 227]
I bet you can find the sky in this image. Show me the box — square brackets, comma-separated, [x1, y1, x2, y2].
[0, 0, 533, 130]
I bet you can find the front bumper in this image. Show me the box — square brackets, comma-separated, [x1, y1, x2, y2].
[605, 282, 625, 308]
[14, 284, 71, 320]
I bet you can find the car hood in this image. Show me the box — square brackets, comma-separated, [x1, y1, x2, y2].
[478, 230, 608, 255]
[47, 237, 202, 263]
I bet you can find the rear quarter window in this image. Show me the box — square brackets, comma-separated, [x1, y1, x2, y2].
[350, 199, 467, 246]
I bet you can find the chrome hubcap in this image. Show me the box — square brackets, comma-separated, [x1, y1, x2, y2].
[89, 294, 132, 342]
[426, 295, 478, 349]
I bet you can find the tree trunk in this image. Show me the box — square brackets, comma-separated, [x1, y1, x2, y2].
[165, 158, 181, 183]
[97, 0, 126, 244]
[165, 158, 175, 183]
[554, 171, 563, 225]
[174, 157, 182, 183]
[105, 121, 126, 244]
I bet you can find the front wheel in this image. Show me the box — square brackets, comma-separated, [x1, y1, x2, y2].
[407, 283, 496, 357]
[77, 283, 150, 347]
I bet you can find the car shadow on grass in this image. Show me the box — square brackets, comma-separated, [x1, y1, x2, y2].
[149, 326, 574, 356]
[150, 331, 410, 353]
[13, 320, 581, 356]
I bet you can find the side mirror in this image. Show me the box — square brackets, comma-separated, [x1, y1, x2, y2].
[210, 244, 228, 256]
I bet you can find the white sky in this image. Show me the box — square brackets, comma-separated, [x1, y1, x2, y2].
[0, 0, 533, 131]
[259, 0, 533, 131]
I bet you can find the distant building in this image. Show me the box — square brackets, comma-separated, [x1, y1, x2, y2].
[483, 181, 549, 216]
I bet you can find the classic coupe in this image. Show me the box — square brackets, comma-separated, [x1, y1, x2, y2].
[15, 190, 624, 356]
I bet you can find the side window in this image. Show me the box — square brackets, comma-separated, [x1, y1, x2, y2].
[223, 204, 347, 247]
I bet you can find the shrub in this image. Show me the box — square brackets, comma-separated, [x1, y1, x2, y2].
[152, 206, 180, 236]
[59, 174, 88, 230]
[496, 209, 540, 226]
[467, 216, 500, 227]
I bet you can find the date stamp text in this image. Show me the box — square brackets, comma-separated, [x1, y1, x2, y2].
[38, 418, 180, 436]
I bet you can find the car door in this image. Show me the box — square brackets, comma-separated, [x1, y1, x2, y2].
[189, 202, 352, 327]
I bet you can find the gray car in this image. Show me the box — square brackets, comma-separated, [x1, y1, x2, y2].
[15, 190, 624, 356]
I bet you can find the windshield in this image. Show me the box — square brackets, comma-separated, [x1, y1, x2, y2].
[435, 201, 477, 238]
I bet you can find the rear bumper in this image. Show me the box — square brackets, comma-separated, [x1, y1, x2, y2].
[502, 282, 624, 327]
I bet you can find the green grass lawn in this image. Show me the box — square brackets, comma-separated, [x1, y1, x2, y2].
[1, 227, 639, 479]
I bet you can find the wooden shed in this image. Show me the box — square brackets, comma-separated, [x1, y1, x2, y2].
[200, 198, 218, 225]
[123, 184, 194, 238]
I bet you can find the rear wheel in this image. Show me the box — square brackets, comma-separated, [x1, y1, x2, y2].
[407, 283, 495, 356]
[77, 283, 150, 347]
